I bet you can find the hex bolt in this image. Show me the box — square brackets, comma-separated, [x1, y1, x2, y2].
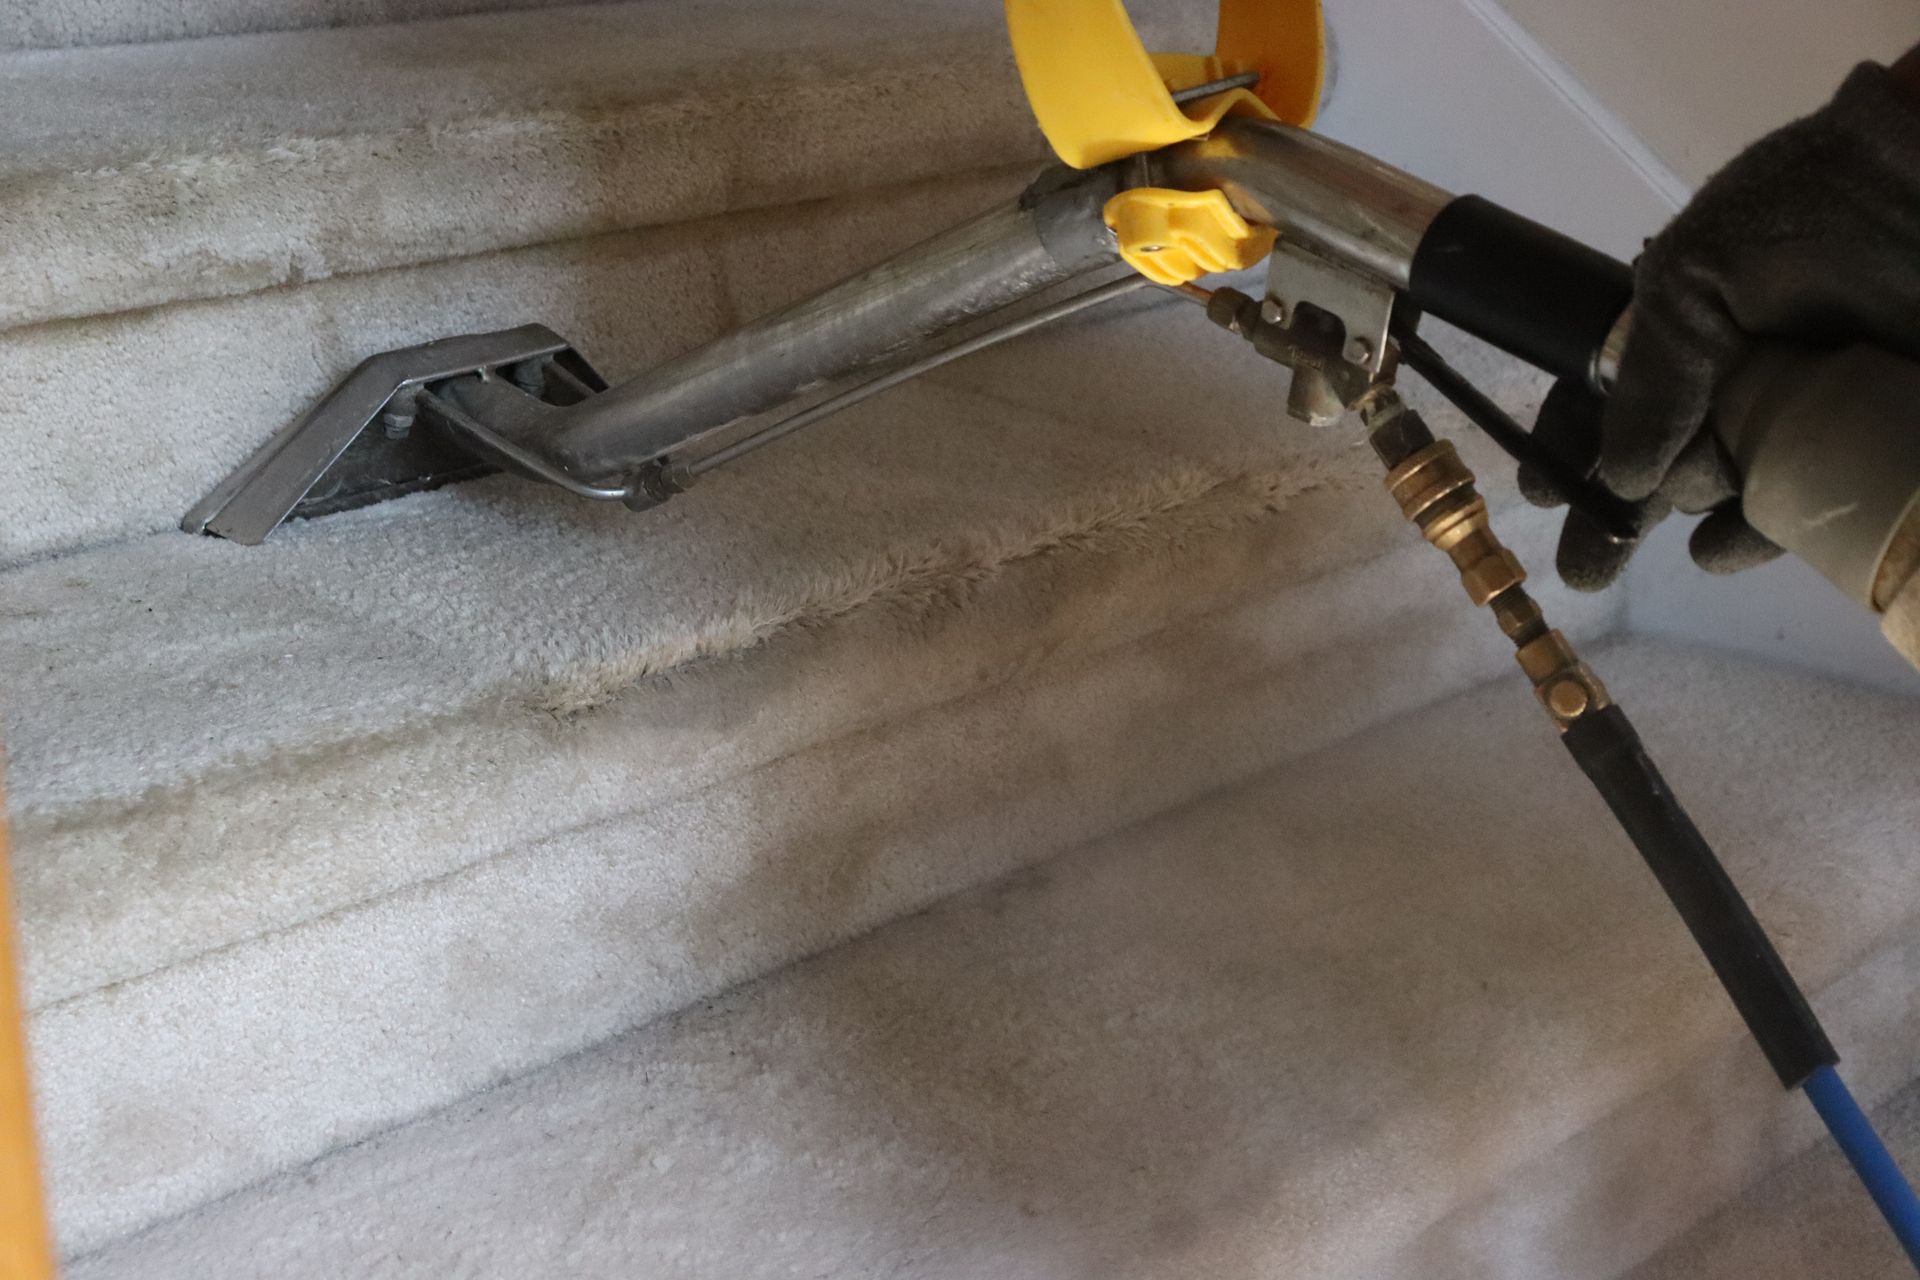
[381, 409, 415, 440]
[1259, 298, 1287, 327]
[1346, 336, 1374, 364]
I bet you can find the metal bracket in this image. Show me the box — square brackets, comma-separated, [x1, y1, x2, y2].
[182, 325, 608, 544]
[1252, 238, 1398, 425]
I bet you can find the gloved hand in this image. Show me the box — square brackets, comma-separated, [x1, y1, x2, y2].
[1525, 56, 1920, 591]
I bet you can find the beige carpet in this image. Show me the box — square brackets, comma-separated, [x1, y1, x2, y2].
[5, 255, 1586, 1248]
[1629, 1081, 1920, 1278]
[66, 640, 1920, 1280]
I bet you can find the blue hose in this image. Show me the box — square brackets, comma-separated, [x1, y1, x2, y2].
[1803, 1065, 1920, 1271]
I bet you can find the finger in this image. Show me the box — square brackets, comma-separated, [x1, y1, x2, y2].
[1689, 504, 1785, 575]
[1555, 507, 1641, 592]
[1554, 486, 1672, 592]
[1662, 428, 1741, 514]
[1519, 379, 1604, 509]
[1597, 267, 1745, 502]
[1517, 463, 1565, 508]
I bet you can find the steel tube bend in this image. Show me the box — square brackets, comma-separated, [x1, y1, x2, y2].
[539, 165, 1127, 482]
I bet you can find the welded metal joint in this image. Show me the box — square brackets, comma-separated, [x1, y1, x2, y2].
[1149, 119, 1452, 289]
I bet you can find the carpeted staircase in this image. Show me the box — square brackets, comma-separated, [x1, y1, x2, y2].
[2, 0, 1916, 1275]
[58, 643, 1920, 1279]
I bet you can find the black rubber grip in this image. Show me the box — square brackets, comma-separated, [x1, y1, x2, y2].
[1562, 705, 1837, 1088]
[1408, 194, 1634, 387]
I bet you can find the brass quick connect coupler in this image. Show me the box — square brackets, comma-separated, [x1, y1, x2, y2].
[1357, 385, 1610, 730]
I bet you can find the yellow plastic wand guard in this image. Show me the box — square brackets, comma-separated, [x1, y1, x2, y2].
[1004, 0, 1324, 285]
[0, 787, 52, 1280]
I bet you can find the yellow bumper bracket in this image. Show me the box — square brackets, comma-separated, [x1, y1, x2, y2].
[1102, 187, 1277, 286]
[1005, 0, 1325, 170]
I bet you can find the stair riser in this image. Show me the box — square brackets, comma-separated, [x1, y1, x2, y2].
[0, 168, 1025, 566]
[32, 511, 1620, 1254]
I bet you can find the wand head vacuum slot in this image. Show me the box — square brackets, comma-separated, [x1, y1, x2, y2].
[182, 324, 607, 545]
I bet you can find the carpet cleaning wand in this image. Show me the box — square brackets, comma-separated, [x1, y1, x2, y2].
[177, 0, 1920, 1261]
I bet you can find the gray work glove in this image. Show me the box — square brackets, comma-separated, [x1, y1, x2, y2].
[1523, 60, 1920, 591]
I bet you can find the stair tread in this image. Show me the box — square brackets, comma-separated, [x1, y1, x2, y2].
[64, 638, 1920, 1280]
[4, 330, 1268, 814]
[0, 0, 1198, 331]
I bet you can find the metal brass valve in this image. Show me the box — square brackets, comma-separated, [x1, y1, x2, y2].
[1358, 384, 1610, 730]
[1180, 275, 1609, 729]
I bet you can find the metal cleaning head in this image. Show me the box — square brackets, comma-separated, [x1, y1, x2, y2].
[182, 324, 607, 545]
[184, 161, 1139, 546]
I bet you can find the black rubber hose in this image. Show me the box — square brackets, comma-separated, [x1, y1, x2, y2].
[1408, 194, 1634, 388]
[1561, 705, 1838, 1088]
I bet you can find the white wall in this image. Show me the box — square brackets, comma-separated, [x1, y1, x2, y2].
[1310, 0, 1678, 259]
[1492, 0, 1915, 185]
[1628, 521, 1920, 694]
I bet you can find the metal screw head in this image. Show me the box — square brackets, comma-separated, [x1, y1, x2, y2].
[1345, 336, 1374, 364]
[1259, 298, 1287, 327]
[380, 409, 415, 440]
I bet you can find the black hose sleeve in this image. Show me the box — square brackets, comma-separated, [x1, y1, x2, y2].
[1562, 705, 1837, 1088]
[1408, 194, 1634, 387]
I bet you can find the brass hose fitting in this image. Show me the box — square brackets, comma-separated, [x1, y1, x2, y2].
[1384, 440, 1525, 607]
[1359, 386, 1609, 730]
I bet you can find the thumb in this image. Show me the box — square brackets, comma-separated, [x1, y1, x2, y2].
[1689, 503, 1784, 575]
